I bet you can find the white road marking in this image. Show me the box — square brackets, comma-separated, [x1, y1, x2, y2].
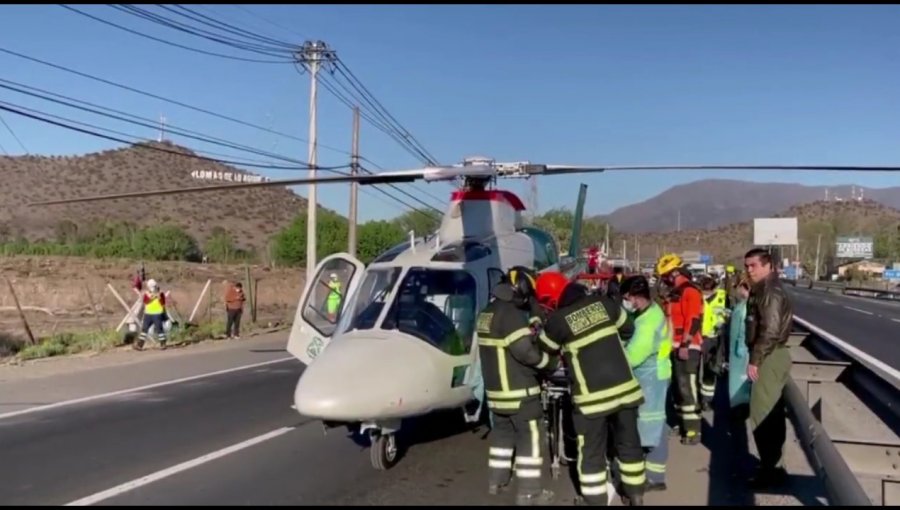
[824, 300, 835, 305]
[794, 315, 900, 382]
[844, 306, 874, 316]
[892, 319, 900, 324]
[0, 357, 295, 421]
[65, 426, 296, 506]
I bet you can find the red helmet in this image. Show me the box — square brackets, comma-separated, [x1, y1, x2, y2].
[535, 271, 569, 310]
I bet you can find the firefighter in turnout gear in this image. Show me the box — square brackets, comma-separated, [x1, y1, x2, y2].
[655, 253, 703, 445]
[535, 271, 646, 506]
[477, 267, 556, 506]
[699, 276, 729, 411]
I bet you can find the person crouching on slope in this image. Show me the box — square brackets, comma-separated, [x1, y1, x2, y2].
[137, 278, 167, 351]
[620, 275, 672, 493]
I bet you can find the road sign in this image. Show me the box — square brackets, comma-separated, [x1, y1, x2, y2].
[783, 266, 798, 279]
[836, 236, 874, 259]
[884, 269, 900, 281]
[699, 254, 712, 264]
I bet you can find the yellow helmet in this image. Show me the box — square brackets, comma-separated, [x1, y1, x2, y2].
[656, 253, 682, 276]
[726, 264, 735, 274]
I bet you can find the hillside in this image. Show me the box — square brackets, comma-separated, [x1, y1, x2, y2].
[0, 141, 332, 254]
[610, 199, 900, 268]
[600, 179, 900, 233]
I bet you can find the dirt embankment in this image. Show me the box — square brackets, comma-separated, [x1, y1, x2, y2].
[0, 256, 305, 347]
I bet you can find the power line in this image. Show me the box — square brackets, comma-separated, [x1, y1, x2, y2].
[0, 78, 346, 172]
[318, 66, 435, 167]
[0, 114, 27, 153]
[0, 101, 349, 171]
[231, 5, 307, 41]
[111, 5, 296, 57]
[311, 71, 443, 212]
[169, 5, 299, 51]
[0, 86, 437, 218]
[59, 4, 294, 64]
[0, 46, 351, 157]
[359, 156, 448, 204]
[334, 59, 438, 165]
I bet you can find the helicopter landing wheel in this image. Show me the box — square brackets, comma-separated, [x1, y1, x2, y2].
[370, 433, 400, 471]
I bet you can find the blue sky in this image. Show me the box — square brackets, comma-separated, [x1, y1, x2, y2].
[1, 5, 899, 221]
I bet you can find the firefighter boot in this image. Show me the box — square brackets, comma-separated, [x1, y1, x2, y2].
[681, 431, 701, 446]
[620, 494, 644, 506]
[488, 482, 510, 496]
[516, 489, 554, 506]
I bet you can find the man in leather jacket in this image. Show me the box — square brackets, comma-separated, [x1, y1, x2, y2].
[743, 248, 793, 488]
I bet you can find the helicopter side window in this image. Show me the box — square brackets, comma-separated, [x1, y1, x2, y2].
[519, 227, 559, 270]
[301, 258, 360, 337]
[487, 267, 504, 300]
[381, 268, 478, 355]
[336, 267, 402, 335]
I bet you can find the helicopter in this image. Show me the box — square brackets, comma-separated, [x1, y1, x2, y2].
[30, 156, 900, 471]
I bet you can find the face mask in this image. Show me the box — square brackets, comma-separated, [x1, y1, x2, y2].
[622, 300, 635, 313]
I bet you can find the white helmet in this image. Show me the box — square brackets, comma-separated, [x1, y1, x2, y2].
[147, 279, 158, 291]
[329, 273, 338, 280]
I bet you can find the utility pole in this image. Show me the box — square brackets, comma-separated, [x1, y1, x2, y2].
[296, 41, 337, 284]
[635, 235, 640, 271]
[677, 209, 681, 232]
[814, 233, 822, 281]
[605, 224, 610, 257]
[158, 114, 167, 142]
[348, 107, 360, 258]
[622, 240, 627, 264]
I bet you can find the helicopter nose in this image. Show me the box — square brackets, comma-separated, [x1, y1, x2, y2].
[293, 336, 436, 421]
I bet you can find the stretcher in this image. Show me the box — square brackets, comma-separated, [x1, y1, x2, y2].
[574, 271, 615, 295]
[541, 365, 576, 480]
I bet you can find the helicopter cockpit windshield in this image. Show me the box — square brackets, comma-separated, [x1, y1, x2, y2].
[336, 267, 402, 335]
[382, 268, 478, 356]
[336, 266, 478, 356]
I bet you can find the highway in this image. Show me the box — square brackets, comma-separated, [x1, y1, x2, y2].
[0, 332, 823, 506]
[786, 286, 900, 370]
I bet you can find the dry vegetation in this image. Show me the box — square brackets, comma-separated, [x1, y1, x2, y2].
[0, 255, 305, 358]
[0, 141, 338, 256]
[610, 199, 900, 266]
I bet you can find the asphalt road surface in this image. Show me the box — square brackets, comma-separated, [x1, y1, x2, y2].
[0, 333, 823, 506]
[787, 286, 900, 370]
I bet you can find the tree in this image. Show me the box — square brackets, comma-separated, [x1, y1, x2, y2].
[393, 209, 441, 237]
[134, 225, 201, 262]
[271, 210, 350, 266]
[205, 227, 236, 263]
[357, 220, 406, 263]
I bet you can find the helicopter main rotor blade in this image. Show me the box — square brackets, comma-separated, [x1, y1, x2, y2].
[540, 164, 900, 175]
[28, 160, 900, 207]
[27, 164, 497, 206]
[28, 172, 424, 206]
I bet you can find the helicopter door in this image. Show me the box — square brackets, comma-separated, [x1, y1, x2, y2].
[286, 253, 365, 366]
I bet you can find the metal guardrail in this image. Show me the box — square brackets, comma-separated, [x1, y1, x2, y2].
[804, 280, 900, 301]
[786, 317, 900, 506]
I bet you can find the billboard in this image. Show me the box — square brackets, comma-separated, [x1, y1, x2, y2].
[835, 236, 873, 259]
[753, 218, 798, 246]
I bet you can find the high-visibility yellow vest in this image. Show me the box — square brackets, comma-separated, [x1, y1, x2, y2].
[702, 291, 727, 337]
[145, 293, 164, 315]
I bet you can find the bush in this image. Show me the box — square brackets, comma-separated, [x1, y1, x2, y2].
[0, 222, 203, 262]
